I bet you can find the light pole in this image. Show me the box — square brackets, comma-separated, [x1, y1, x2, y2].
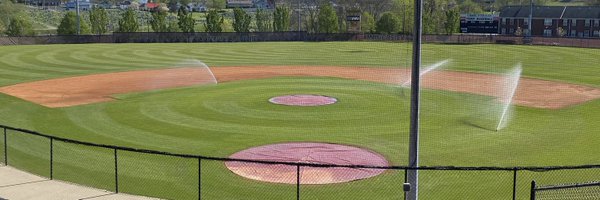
[76, 0, 81, 35]
[528, 0, 533, 37]
[296, 0, 301, 32]
[407, 0, 423, 198]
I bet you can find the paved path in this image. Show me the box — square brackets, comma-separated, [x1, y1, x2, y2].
[0, 166, 159, 200]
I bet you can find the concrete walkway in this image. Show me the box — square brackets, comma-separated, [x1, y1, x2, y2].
[0, 166, 159, 200]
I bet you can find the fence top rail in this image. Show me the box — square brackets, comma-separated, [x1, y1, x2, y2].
[535, 181, 600, 191]
[2, 124, 600, 171]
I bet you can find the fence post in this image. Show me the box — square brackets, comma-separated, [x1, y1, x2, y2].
[296, 165, 301, 200]
[114, 148, 119, 193]
[50, 138, 53, 180]
[530, 180, 536, 200]
[3, 128, 6, 166]
[198, 158, 202, 200]
[512, 169, 517, 200]
[404, 169, 408, 200]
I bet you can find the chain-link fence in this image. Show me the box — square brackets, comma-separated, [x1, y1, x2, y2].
[1, 33, 600, 48]
[1, 124, 599, 200]
[531, 181, 600, 200]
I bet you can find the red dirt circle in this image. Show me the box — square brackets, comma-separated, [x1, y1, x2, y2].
[268, 94, 338, 106]
[224, 142, 389, 184]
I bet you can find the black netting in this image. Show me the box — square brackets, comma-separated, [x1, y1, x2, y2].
[527, 168, 600, 188]
[117, 150, 197, 199]
[525, 168, 600, 200]
[536, 183, 600, 200]
[300, 166, 404, 200]
[0, 125, 600, 199]
[5, 129, 50, 177]
[419, 170, 514, 200]
[53, 140, 115, 191]
[203, 160, 297, 199]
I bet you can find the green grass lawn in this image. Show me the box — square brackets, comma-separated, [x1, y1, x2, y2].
[0, 42, 599, 199]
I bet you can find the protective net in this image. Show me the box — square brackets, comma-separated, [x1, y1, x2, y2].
[535, 182, 600, 200]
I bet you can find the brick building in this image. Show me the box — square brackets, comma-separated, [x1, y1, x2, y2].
[499, 6, 600, 38]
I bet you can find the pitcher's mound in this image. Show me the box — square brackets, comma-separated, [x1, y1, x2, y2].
[269, 95, 337, 106]
[225, 142, 389, 184]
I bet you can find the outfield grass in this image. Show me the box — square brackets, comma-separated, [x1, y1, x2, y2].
[0, 42, 599, 199]
[0, 42, 599, 86]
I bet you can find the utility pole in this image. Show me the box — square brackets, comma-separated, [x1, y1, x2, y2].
[407, 0, 423, 198]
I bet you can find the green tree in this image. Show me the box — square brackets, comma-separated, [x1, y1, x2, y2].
[392, 0, 414, 34]
[255, 8, 272, 32]
[459, 0, 484, 14]
[177, 6, 195, 32]
[167, 20, 181, 32]
[118, 8, 139, 32]
[361, 12, 376, 33]
[5, 16, 34, 36]
[204, 9, 223, 32]
[273, 6, 290, 32]
[0, 0, 23, 32]
[422, 0, 444, 34]
[305, 11, 318, 33]
[207, 0, 225, 9]
[180, 0, 191, 6]
[150, 9, 169, 32]
[89, 6, 109, 35]
[233, 8, 251, 32]
[317, 3, 338, 33]
[57, 12, 90, 35]
[443, 6, 459, 35]
[376, 12, 399, 34]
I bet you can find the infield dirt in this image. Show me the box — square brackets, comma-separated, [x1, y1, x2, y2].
[1, 66, 599, 109]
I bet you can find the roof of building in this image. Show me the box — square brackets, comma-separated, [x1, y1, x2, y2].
[562, 6, 600, 19]
[145, 2, 158, 8]
[500, 6, 600, 19]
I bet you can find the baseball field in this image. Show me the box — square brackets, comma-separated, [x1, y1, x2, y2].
[0, 42, 599, 199]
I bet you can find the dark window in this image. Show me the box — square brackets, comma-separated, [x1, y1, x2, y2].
[544, 19, 552, 26]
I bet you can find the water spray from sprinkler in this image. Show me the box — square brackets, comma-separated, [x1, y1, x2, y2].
[495, 64, 522, 131]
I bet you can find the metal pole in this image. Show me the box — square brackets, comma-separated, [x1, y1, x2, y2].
[512, 169, 517, 200]
[528, 0, 533, 37]
[404, 169, 408, 200]
[3, 128, 7, 165]
[50, 138, 54, 180]
[76, 0, 81, 35]
[407, 0, 423, 197]
[297, 0, 301, 32]
[198, 158, 202, 200]
[114, 148, 119, 193]
[530, 180, 536, 200]
[296, 165, 301, 200]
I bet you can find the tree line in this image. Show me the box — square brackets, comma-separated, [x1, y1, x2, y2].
[3, 0, 596, 36]
[1, 5, 457, 36]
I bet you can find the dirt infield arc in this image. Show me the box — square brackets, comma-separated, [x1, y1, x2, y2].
[225, 142, 389, 184]
[269, 95, 338, 106]
[1, 66, 600, 109]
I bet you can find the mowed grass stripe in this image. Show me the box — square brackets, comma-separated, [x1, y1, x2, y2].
[0, 42, 594, 85]
[34, 48, 107, 71]
[0, 49, 71, 76]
